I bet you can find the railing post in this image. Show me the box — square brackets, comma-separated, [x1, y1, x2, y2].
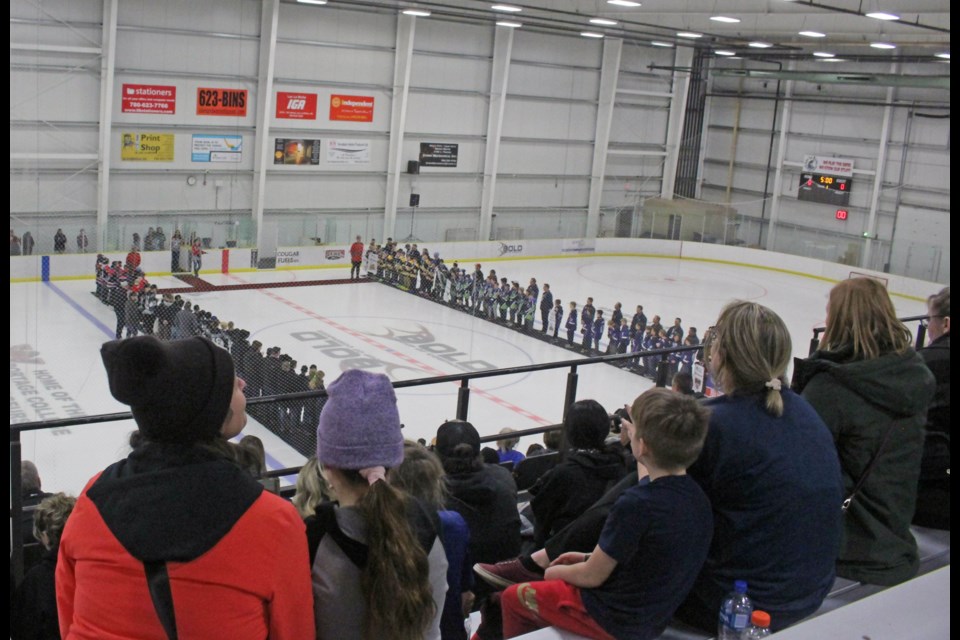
[562, 365, 579, 423]
[809, 336, 820, 356]
[11, 435, 24, 585]
[456, 378, 470, 421]
[915, 322, 927, 351]
[656, 355, 671, 387]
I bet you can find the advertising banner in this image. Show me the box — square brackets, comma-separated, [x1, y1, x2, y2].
[121, 133, 175, 161]
[419, 142, 459, 167]
[276, 92, 318, 119]
[121, 84, 176, 114]
[802, 155, 854, 177]
[191, 135, 243, 163]
[274, 138, 321, 165]
[561, 238, 596, 253]
[326, 139, 370, 164]
[196, 87, 248, 116]
[329, 94, 375, 122]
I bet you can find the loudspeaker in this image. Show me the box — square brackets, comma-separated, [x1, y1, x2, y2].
[407, 160, 419, 174]
[409, 193, 420, 207]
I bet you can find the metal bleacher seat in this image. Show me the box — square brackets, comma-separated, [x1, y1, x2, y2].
[513, 452, 560, 491]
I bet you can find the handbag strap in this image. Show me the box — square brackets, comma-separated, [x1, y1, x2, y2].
[144, 560, 178, 640]
[842, 420, 898, 512]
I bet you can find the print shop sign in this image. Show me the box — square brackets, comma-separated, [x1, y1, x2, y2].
[291, 324, 496, 378]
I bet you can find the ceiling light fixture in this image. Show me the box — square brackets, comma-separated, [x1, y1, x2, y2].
[865, 12, 900, 21]
[589, 18, 619, 26]
[497, 21, 522, 28]
[676, 32, 703, 39]
[581, 31, 605, 38]
[491, 4, 522, 12]
[651, 41, 674, 47]
[935, 52, 950, 59]
[710, 16, 741, 24]
[748, 41, 773, 48]
[799, 31, 825, 37]
[715, 50, 736, 56]
[812, 51, 835, 57]
[870, 42, 896, 49]
[296, 0, 328, 4]
[607, 0, 641, 7]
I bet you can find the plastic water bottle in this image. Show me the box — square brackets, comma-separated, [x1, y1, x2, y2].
[743, 610, 771, 639]
[717, 580, 753, 640]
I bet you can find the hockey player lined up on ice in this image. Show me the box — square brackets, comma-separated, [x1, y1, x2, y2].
[485, 276, 499, 319]
[94, 254, 110, 302]
[419, 254, 435, 295]
[630, 322, 645, 366]
[618, 318, 632, 353]
[539, 283, 553, 333]
[434, 259, 450, 300]
[611, 302, 623, 329]
[565, 301, 578, 345]
[591, 309, 605, 352]
[471, 264, 485, 312]
[366, 244, 380, 279]
[498, 278, 511, 321]
[630, 305, 648, 342]
[553, 299, 563, 339]
[580, 297, 596, 351]
[521, 288, 537, 331]
[648, 314, 663, 336]
[606, 319, 619, 354]
[508, 282, 523, 324]
[527, 277, 539, 308]
[667, 317, 684, 343]
[640, 327, 658, 375]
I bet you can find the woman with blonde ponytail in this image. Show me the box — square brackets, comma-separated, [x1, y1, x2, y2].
[673, 301, 844, 635]
[309, 369, 447, 640]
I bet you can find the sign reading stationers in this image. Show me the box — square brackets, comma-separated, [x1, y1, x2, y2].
[329, 94, 374, 122]
[419, 143, 459, 168]
[122, 84, 176, 114]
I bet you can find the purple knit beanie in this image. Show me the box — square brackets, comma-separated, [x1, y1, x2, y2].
[316, 369, 403, 470]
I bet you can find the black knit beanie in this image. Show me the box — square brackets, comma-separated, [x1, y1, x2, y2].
[100, 336, 235, 443]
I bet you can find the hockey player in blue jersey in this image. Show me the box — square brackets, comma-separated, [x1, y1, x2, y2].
[580, 297, 595, 351]
[565, 301, 578, 345]
[591, 309, 605, 352]
[606, 319, 619, 354]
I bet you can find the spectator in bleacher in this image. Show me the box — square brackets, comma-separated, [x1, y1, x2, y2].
[291, 456, 334, 519]
[436, 420, 521, 568]
[310, 369, 447, 640]
[20, 460, 53, 546]
[54, 228, 67, 254]
[525, 443, 545, 457]
[12, 492, 76, 640]
[672, 371, 696, 396]
[237, 435, 267, 477]
[672, 300, 843, 633]
[58, 336, 313, 639]
[11, 228, 22, 255]
[793, 279, 935, 586]
[528, 400, 627, 548]
[914, 286, 950, 530]
[494, 388, 712, 640]
[496, 428, 525, 468]
[480, 446, 500, 466]
[391, 441, 476, 640]
[76, 228, 88, 253]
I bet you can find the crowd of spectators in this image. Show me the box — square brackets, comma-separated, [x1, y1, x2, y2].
[362, 239, 703, 382]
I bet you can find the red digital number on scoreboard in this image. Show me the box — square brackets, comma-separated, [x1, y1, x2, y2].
[836, 209, 848, 220]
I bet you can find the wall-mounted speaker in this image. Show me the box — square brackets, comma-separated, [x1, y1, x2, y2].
[410, 193, 420, 207]
[407, 160, 420, 174]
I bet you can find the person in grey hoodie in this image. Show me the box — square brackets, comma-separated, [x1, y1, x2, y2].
[793, 277, 936, 586]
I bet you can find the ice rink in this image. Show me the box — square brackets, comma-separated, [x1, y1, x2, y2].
[10, 254, 932, 495]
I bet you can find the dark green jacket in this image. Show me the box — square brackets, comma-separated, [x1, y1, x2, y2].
[793, 347, 935, 585]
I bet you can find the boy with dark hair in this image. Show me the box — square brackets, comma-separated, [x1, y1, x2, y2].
[552, 299, 563, 339]
[565, 301, 578, 345]
[496, 388, 712, 640]
[580, 298, 596, 351]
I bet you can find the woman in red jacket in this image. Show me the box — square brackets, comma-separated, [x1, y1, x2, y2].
[57, 336, 314, 639]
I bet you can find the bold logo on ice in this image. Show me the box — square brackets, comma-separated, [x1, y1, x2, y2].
[325, 249, 345, 261]
[365, 324, 496, 373]
[291, 329, 428, 379]
[498, 243, 523, 257]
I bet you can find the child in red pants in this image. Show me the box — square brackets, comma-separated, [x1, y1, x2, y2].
[499, 388, 714, 640]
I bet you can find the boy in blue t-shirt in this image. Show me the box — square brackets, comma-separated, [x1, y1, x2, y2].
[499, 388, 713, 640]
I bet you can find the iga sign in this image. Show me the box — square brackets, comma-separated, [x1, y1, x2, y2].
[196, 88, 248, 116]
[329, 94, 374, 122]
[277, 92, 318, 120]
[121, 84, 176, 114]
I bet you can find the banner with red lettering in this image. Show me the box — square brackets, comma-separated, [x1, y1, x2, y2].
[277, 92, 318, 119]
[329, 94, 374, 122]
[121, 84, 176, 114]
[196, 88, 248, 116]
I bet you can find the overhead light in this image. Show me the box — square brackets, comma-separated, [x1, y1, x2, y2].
[677, 32, 703, 39]
[497, 21, 522, 28]
[491, 4, 522, 12]
[799, 31, 825, 38]
[710, 16, 741, 24]
[870, 42, 896, 49]
[813, 51, 835, 57]
[581, 31, 605, 38]
[651, 41, 674, 48]
[402, 9, 431, 17]
[296, 0, 328, 4]
[715, 50, 736, 56]
[935, 52, 950, 59]
[607, 0, 641, 7]
[589, 18, 619, 26]
[818, 58, 843, 62]
[865, 12, 900, 21]
[748, 41, 773, 48]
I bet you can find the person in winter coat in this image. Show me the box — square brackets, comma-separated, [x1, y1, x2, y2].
[57, 336, 314, 639]
[434, 420, 521, 568]
[528, 399, 627, 547]
[792, 278, 936, 586]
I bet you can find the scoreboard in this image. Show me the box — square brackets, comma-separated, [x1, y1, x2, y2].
[797, 155, 853, 206]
